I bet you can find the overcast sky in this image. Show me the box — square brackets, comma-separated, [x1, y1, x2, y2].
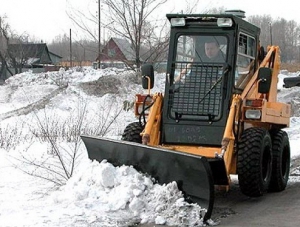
[0, 0, 298, 43]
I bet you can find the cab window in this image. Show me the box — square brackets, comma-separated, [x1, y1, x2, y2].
[235, 33, 256, 89]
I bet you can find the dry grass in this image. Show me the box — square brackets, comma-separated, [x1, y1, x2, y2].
[281, 63, 300, 73]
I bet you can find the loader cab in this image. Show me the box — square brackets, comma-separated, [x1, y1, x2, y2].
[160, 13, 261, 146]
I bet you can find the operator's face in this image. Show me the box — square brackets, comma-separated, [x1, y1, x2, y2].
[205, 42, 219, 59]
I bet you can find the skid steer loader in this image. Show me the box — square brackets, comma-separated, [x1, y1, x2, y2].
[81, 10, 291, 221]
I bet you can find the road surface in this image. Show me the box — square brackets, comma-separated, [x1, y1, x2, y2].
[139, 158, 300, 226]
[212, 177, 300, 226]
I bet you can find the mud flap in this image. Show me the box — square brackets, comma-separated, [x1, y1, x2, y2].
[81, 135, 215, 220]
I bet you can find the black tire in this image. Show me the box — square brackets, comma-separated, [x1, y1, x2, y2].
[269, 130, 291, 192]
[121, 122, 144, 143]
[237, 127, 273, 197]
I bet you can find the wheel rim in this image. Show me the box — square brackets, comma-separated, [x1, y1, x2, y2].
[262, 145, 272, 182]
[281, 146, 290, 179]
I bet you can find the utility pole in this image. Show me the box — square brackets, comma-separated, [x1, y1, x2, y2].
[70, 29, 72, 68]
[269, 22, 273, 46]
[98, 0, 101, 69]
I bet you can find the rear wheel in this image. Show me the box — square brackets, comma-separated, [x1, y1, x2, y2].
[269, 130, 290, 192]
[237, 127, 273, 197]
[121, 122, 144, 143]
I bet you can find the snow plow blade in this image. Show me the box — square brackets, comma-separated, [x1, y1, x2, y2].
[81, 135, 214, 220]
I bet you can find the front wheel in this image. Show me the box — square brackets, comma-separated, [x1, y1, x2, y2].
[237, 127, 273, 197]
[121, 122, 144, 143]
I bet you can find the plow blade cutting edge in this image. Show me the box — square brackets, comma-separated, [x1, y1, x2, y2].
[81, 135, 215, 220]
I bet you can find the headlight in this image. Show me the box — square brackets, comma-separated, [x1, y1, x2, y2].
[170, 18, 185, 27]
[245, 109, 261, 119]
[217, 18, 233, 27]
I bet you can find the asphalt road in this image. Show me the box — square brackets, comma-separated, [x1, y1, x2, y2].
[139, 158, 300, 227]
[212, 177, 300, 226]
[211, 158, 300, 226]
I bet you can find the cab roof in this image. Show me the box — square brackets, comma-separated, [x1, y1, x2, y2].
[166, 13, 260, 35]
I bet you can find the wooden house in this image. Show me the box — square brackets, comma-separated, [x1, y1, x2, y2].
[8, 43, 53, 68]
[97, 37, 136, 68]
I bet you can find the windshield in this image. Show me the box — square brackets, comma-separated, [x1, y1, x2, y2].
[168, 35, 228, 122]
[176, 35, 227, 61]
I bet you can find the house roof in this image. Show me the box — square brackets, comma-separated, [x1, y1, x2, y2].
[112, 37, 136, 61]
[49, 51, 62, 59]
[8, 43, 52, 65]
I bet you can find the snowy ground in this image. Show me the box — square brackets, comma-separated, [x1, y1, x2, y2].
[0, 67, 299, 226]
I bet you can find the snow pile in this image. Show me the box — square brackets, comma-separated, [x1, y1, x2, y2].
[0, 67, 209, 227]
[51, 159, 207, 226]
[277, 71, 300, 91]
[4, 67, 101, 86]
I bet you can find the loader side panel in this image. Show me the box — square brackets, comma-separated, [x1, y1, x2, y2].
[81, 135, 215, 220]
[163, 123, 225, 146]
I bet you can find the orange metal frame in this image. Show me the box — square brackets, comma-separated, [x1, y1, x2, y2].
[137, 45, 290, 185]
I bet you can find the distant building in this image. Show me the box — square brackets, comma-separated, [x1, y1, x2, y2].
[95, 37, 168, 70]
[96, 37, 137, 68]
[7, 43, 62, 74]
[49, 51, 62, 66]
[8, 43, 53, 68]
[60, 61, 92, 68]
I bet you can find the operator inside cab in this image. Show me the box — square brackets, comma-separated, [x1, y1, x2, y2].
[175, 35, 227, 82]
[203, 39, 226, 62]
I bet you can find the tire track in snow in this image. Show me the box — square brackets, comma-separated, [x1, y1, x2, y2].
[0, 85, 18, 104]
[0, 86, 67, 121]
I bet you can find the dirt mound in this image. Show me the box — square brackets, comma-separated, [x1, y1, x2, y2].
[78, 71, 140, 97]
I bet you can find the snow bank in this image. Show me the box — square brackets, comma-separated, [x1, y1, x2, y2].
[51, 159, 208, 226]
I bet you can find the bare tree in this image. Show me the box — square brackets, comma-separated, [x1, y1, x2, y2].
[66, 2, 99, 43]
[48, 34, 98, 62]
[8, 39, 33, 73]
[247, 15, 273, 47]
[247, 15, 300, 63]
[139, 19, 169, 63]
[6, 96, 124, 186]
[283, 20, 299, 62]
[0, 16, 14, 79]
[100, 0, 168, 68]
[204, 6, 226, 14]
[1, 15, 43, 77]
[65, 0, 210, 68]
